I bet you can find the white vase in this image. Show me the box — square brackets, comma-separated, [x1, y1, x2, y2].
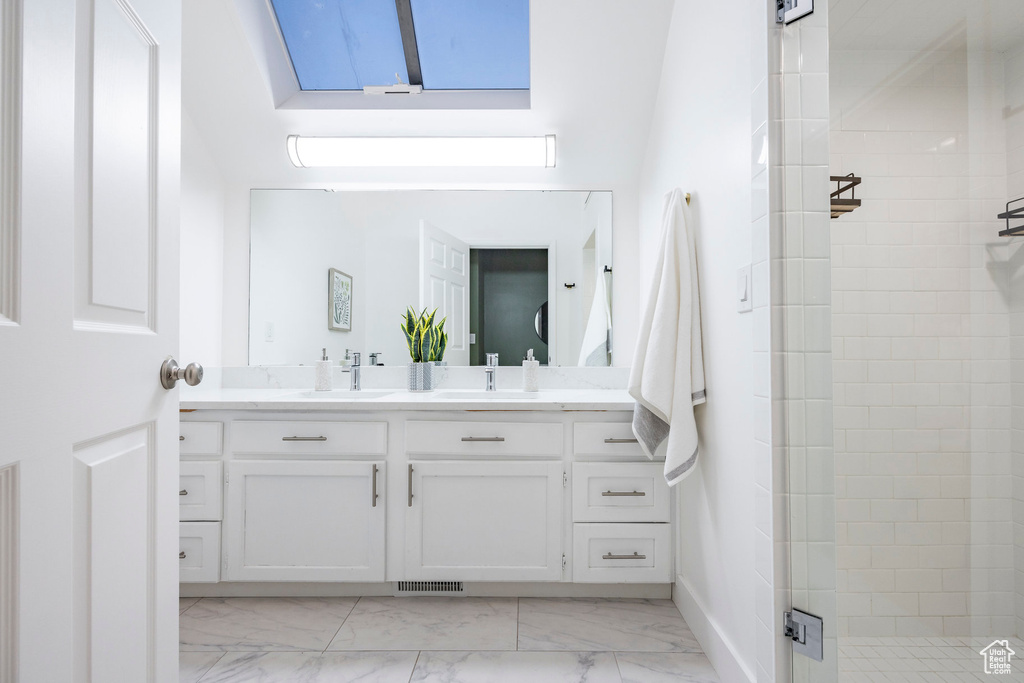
[407, 362, 435, 391]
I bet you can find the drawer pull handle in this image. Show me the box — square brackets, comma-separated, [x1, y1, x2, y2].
[179, 551, 186, 559]
[179, 489, 188, 496]
[372, 464, 379, 508]
[461, 436, 505, 442]
[179, 435, 185, 441]
[408, 464, 414, 507]
[282, 436, 327, 442]
[603, 552, 646, 560]
[604, 438, 638, 444]
[602, 490, 645, 497]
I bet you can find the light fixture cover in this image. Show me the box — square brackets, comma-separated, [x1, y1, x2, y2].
[286, 135, 555, 168]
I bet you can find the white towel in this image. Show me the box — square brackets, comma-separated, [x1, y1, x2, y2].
[578, 267, 612, 366]
[629, 189, 705, 486]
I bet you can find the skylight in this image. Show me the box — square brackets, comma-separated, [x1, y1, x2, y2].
[269, 0, 529, 92]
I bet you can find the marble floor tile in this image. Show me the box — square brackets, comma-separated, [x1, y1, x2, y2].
[517, 598, 701, 652]
[615, 652, 720, 683]
[327, 597, 518, 651]
[180, 597, 358, 651]
[410, 651, 621, 683]
[179, 652, 224, 683]
[197, 651, 419, 683]
[180, 597, 201, 614]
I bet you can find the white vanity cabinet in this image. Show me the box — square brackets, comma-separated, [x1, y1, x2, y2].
[405, 460, 564, 581]
[225, 459, 385, 581]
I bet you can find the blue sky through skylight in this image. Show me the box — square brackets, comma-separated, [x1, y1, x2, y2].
[271, 0, 529, 92]
[271, 0, 409, 91]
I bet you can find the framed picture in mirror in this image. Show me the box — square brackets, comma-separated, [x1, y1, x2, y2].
[328, 268, 352, 332]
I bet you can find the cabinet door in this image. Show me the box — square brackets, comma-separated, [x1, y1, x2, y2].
[225, 460, 385, 581]
[406, 461, 563, 581]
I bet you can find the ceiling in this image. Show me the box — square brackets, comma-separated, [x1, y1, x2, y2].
[182, 0, 676, 190]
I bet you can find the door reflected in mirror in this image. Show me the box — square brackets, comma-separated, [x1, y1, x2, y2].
[248, 190, 612, 367]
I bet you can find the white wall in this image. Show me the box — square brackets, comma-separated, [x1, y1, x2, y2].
[248, 190, 598, 367]
[637, 1, 757, 680]
[180, 111, 225, 366]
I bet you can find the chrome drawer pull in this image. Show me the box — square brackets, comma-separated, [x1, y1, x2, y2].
[461, 436, 505, 442]
[603, 552, 646, 560]
[282, 436, 327, 442]
[179, 551, 186, 559]
[179, 489, 188, 496]
[602, 490, 645, 497]
[372, 464, 379, 508]
[179, 435, 185, 441]
[604, 438, 638, 444]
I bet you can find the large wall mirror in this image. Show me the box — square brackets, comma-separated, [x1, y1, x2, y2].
[248, 190, 613, 367]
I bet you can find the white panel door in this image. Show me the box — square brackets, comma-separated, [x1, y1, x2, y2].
[419, 220, 469, 366]
[225, 460, 386, 582]
[406, 461, 563, 581]
[0, 0, 181, 680]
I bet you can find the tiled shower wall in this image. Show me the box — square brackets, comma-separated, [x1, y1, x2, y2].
[829, 43, 1016, 637]
[1007, 43, 1024, 640]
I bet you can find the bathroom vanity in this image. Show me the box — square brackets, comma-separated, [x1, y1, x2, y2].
[178, 388, 673, 596]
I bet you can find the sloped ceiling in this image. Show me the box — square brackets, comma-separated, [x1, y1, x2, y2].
[182, 0, 675, 189]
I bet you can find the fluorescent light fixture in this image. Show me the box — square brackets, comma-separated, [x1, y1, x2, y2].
[286, 135, 556, 168]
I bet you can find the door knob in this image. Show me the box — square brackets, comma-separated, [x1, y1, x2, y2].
[160, 358, 203, 390]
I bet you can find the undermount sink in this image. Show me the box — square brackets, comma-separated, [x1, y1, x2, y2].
[433, 390, 538, 400]
[289, 390, 394, 400]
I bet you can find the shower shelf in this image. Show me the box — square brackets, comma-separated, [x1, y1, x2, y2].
[830, 174, 862, 219]
[997, 197, 1024, 237]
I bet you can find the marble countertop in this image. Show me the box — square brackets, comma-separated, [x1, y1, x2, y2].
[180, 387, 636, 412]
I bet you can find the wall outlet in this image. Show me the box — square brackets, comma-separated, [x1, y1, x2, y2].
[737, 265, 753, 313]
[264, 321, 275, 342]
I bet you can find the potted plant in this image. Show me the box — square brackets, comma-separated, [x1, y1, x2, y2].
[401, 307, 448, 391]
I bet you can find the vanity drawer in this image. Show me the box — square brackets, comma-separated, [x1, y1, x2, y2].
[406, 421, 563, 457]
[573, 523, 671, 583]
[179, 522, 221, 583]
[572, 462, 669, 522]
[179, 421, 223, 456]
[573, 422, 645, 457]
[231, 421, 387, 456]
[179, 461, 223, 521]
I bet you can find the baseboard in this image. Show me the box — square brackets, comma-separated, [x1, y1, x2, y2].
[673, 574, 755, 683]
[181, 581, 673, 599]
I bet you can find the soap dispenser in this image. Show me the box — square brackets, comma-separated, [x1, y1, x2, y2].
[315, 348, 333, 391]
[522, 348, 539, 392]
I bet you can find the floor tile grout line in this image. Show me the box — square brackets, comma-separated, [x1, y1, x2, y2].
[407, 650, 422, 683]
[191, 650, 227, 683]
[322, 595, 361, 655]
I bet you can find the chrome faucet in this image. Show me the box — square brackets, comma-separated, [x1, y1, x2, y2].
[350, 352, 361, 391]
[485, 353, 499, 391]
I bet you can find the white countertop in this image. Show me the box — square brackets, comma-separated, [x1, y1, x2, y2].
[180, 387, 636, 412]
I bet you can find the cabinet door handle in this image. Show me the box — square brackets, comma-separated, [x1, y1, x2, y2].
[602, 552, 646, 560]
[461, 436, 505, 442]
[179, 435, 185, 441]
[604, 438, 638, 444]
[408, 464, 414, 507]
[179, 489, 188, 496]
[282, 436, 327, 442]
[602, 490, 645, 497]
[179, 551, 186, 559]
[372, 464, 379, 508]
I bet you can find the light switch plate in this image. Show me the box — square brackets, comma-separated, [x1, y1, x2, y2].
[469, 333, 476, 345]
[737, 265, 753, 313]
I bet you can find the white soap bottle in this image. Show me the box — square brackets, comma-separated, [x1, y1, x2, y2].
[522, 348, 540, 392]
[315, 348, 333, 391]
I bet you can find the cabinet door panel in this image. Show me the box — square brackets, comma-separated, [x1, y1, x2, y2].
[406, 461, 562, 581]
[226, 460, 384, 581]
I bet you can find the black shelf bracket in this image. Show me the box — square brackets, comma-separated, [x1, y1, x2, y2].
[998, 197, 1024, 237]
[830, 174, 862, 219]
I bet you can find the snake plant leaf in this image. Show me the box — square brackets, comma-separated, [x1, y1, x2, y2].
[404, 307, 417, 335]
[436, 331, 448, 361]
[420, 324, 435, 362]
[436, 316, 447, 335]
[412, 323, 425, 363]
[401, 322, 415, 358]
